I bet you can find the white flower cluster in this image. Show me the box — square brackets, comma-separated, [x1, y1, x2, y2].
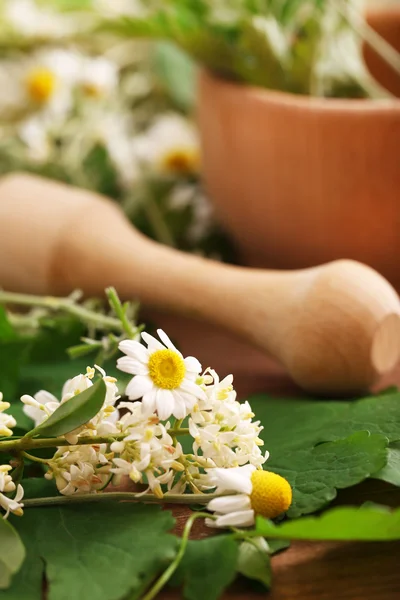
[0, 328, 279, 526]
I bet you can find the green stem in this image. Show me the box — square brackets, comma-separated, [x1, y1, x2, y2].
[21, 451, 49, 465]
[0, 291, 124, 332]
[141, 512, 212, 600]
[23, 493, 218, 509]
[0, 429, 189, 454]
[106, 288, 137, 339]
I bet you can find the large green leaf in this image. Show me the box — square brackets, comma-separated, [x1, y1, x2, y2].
[268, 431, 388, 517]
[249, 392, 400, 514]
[27, 378, 106, 438]
[251, 392, 400, 455]
[171, 535, 238, 600]
[256, 503, 400, 541]
[1, 504, 176, 600]
[0, 518, 25, 590]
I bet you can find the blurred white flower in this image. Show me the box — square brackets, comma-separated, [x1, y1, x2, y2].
[18, 116, 51, 162]
[0, 465, 24, 518]
[94, 0, 146, 17]
[117, 329, 206, 420]
[5, 0, 73, 40]
[133, 114, 200, 176]
[9, 49, 82, 120]
[80, 57, 119, 98]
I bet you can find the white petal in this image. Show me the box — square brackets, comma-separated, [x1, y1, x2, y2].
[119, 340, 149, 363]
[208, 494, 251, 514]
[141, 332, 165, 351]
[212, 510, 255, 528]
[125, 376, 153, 400]
[141, 390, 157, 416]
[156, 389, 175, 421]
[208, 466, 255, 494]
[170, 393, 187, 420]
[184, 356, 202, 373]
[157, 329, 181, 355]
[117, 356, 149, 376]
[180, 379, 207, 401]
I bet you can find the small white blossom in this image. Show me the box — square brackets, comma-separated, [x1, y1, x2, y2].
[111, 401, 183, 497]
[79, 57, 118, 98]
[45, 444, 112, 496]
[117, 329, 206, 420]
[189, 370, 268, 468]
[0, 394, 16, 437]
[0, 465, 24, 519]
[132, 114, 200, 176]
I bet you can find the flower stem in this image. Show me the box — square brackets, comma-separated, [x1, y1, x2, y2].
[141, 512, 212, 600]
[106, 287, 139, 339]
[0, 429, 189, 454]
[23, 493, 219, 508]
[20, 451, 49, 465]
[0, 290, 124, 332]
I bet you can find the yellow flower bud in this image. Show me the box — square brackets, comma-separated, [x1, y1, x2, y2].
[250, 470, 292, 519]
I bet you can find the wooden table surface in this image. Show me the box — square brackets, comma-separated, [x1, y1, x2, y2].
[146, 312, 400, 600]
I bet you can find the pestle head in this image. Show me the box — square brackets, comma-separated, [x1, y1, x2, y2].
[277, 260, 400, 395]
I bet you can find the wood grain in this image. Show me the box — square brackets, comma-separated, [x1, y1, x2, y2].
[146, 313, 400, 600]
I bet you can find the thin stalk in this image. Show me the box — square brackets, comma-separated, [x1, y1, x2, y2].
[0, 429, 189, 453]
[141, 512, 213, 600]
[23, 493, 219, 508]
[0, 291, 124, 332]
[106, 288, 138, 339]
[20, 451, 49, 465]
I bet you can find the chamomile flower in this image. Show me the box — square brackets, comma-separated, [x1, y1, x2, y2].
[133, 114, 200, 176]
[117, 329, 206, 420]
[79, 57, 118, 98]
[23, 49, 81, 117]
[0, 465, 24, 519]
[205, 465, 292, 528]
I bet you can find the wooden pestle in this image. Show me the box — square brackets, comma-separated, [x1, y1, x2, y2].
[1, 173, 400, 395]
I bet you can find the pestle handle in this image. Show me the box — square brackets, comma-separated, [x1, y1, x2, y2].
[1, 173, 400, 395]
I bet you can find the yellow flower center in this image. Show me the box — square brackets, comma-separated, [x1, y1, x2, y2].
[250, 470, 292, 519]
[160, 148, 200, 175]
[148, 349, 185, 390]
[26, 68, 57, 103]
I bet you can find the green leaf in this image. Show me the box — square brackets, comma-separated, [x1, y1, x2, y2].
[153, 42, 197, 111]
[27, 378, 106, 438]
[251, 391, 400, 455]
[256, 503, 400, 541]
[171, 535, 238, 600]
[373, 442, 400, 486]
[0, 518, 25, 590]
[3, 504, 176, 600]
[237, 538, 271, 589]
[268, 431, 388, 517]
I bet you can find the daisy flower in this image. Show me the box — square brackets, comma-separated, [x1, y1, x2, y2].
[206, 465, 292, 528]
[117, 329, 206, 420]
[132, 114, 200, 176]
